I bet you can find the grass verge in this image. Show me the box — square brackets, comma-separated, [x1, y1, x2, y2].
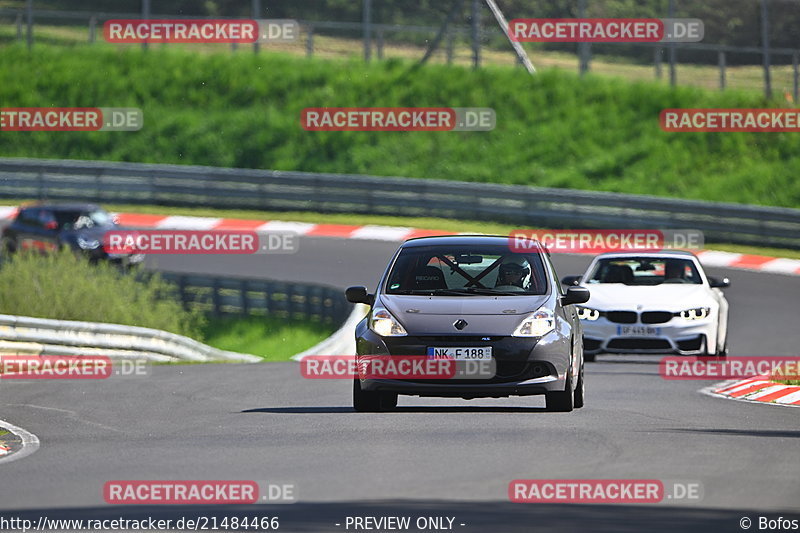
[201, 315, 335, 362]
[0, 44, 799, 208]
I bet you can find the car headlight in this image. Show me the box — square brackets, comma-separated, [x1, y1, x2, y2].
[512, 308, 555, 337]
[76, 236, 101, 250]
[576, 306, 601, 321]
[369, 307, 407, 337]
[678, 307, 710, 320]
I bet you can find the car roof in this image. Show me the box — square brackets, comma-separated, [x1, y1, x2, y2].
[20, 202, 102, 212]
[593, 250, 699, 260]
[401, 234, 543, 249]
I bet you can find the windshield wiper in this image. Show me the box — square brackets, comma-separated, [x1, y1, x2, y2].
[455, 287, 529, 296]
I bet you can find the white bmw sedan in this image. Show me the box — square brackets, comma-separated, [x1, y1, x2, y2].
[562, 251, 730, 361]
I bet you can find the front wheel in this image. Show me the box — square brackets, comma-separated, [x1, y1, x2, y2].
[546, 371, 574, 412]
[353, 378, 397, 412]
[573, 365, 585, 409]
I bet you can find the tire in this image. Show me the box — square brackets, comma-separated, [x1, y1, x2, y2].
[574, 364, 585, 409]
[353, 378, 397, 412]
[583, 352, 596, 363]
[546, 369, 574, 412]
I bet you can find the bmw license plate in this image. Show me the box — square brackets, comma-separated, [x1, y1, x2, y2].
[616, 326, 661, 336]
[427, 347, 492, 360]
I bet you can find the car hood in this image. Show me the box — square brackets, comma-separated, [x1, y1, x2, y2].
[583, 283, 715, 311]
[380, 294, 550, 336]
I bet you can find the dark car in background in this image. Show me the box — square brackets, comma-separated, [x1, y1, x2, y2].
[0, 203, 143, 267]
[345, 235, 590, 412]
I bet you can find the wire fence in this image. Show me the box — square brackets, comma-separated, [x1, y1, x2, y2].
[1, 1, 799, 98]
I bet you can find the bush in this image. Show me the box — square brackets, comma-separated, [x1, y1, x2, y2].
[0, 249, 205, 339]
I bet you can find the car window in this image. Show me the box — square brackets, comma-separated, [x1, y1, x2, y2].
[385, 244, 549, 295]
[53, 209, 112, 230]
[587, 257, 702, 285]
[17, 208, 41, 226]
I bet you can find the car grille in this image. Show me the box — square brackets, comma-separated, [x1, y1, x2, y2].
[607, 338, 672, 350]
[677, 335, 705, 352]
[604, 311, 637, 324]
[640, 311, 674, 324]
[583, 338, 602, 351]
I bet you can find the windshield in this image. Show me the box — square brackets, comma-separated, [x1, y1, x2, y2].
[54, 209, 113, 230]
[385, 245, 548, 296]
[587, 257, 702, 285]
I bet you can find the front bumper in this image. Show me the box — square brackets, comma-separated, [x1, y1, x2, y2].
[582, 317, 716, 355]
[354, 321, 572, 398]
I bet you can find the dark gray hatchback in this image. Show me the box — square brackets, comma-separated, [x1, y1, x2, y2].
[345, 235, 590, 412]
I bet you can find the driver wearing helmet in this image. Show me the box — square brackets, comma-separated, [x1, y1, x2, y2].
[496, 255, 531, 289]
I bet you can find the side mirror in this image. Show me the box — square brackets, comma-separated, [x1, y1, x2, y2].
[345, 286, 374, 305]
[708, 276, 730, 288]
[561, 275, 581, 286]
[561, 286, 590, 306]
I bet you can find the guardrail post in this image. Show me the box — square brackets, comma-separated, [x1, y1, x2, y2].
[363, 0, 372, 62]
[654, 47, 662, 79]
[760, 0, 772, 98]
[25, 0, 33, 50]
[793, 52, 799, 103]
[718, 50, 726, 90]
[177, 275, 188, 310]
[470, 0, 481, 69]
[241, 279, 249, 315]
[306, 26, 314, 58]
[89, 16, 96, 43]
[212, 277, 222, 316]
[141, 0, 150, 50]
[667, 0, 676, 86]
[446, 28, 454, 64]
[376, 29, 384, 60]
[15, 12, 22, 41]
[252, 0, 261, 54]
[578, 0, 590, 75]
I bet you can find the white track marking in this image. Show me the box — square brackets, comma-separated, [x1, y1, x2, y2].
[155, 216, 222, 230]
[350, 225, 414, 241]
[257, 221, 316, 234]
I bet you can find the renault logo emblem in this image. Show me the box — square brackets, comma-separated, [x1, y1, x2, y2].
[453, 319, 468, 330]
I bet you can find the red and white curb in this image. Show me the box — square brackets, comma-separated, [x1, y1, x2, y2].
[2, 206, 800, 275]
[702, 377, 800, 407]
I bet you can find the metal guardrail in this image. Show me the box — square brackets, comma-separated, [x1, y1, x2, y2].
[0, 313, 260, 362]
[0, 157, 799, 249]
[0, 273, 354, 361]
[159, 272, 351, 325]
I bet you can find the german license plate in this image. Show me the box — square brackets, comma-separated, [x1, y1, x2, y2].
[426, 347, 492, 360]
[616, 326, 661, 336]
